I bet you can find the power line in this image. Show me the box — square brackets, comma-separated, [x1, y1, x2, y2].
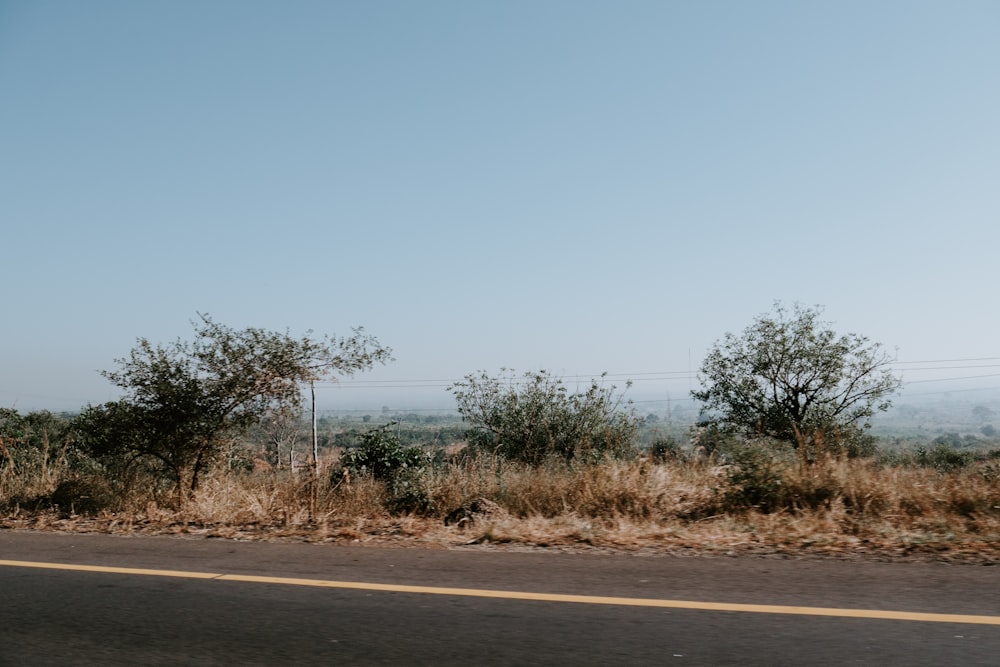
[898, 364, 1000, 372]
[313, 356, 1000, 389]
[900, 386, 1000, 397]
[891, 357, 1000, 365]
[901, 373, 1000, 384]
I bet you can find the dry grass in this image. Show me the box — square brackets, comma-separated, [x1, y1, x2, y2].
[3, 454, 1000, 562]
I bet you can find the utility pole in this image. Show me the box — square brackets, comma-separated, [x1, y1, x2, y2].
[311, 379, 319, 477]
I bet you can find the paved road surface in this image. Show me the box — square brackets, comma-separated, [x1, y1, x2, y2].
[1, 531, 998, 665]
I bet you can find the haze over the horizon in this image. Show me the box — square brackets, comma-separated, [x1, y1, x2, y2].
[3, 1, 999, 414]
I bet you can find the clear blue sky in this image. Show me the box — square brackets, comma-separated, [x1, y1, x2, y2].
[3, 1, 999, 413]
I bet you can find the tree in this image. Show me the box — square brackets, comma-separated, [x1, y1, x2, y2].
[692, 303, 901, 456]
[259, 406, 304, 470]
[75, 315, 390, 501]
[449, 369, 640, 465]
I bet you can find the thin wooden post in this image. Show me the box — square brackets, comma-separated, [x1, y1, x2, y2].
[311, 379, 319, 478]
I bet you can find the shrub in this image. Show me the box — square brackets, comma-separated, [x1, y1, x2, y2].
[1, 409, 79, 480]
[338, 423, 432, 514]
[717, 440, 790, 512]
[449, 369, 640, 465]
[339, 423, 430, 482]
[916, 444, 974, 472]
[50, 477, 116, 515]
[808, 428, 878, 459]
[649, 437, 684, 462]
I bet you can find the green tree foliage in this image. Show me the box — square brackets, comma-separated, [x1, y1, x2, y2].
[692, 303, 901, 457]
[449, 369, 640, 465]
[74, 315, 390, 501]
[915, 443, 974, 472]
[339, 422, 429, 482]
[339, 423, 432, 514]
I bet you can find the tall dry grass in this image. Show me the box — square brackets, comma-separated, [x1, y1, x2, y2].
[3, 453, 999, 560]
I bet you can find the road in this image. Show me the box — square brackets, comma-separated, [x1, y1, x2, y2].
[1, 531, 998, 665]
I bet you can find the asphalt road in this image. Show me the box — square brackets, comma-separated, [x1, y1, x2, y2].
[1, 531, 998, 666]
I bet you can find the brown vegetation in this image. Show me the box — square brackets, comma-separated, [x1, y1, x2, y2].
[4, 452, 1000, 563]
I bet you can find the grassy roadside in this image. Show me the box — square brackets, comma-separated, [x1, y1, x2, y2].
[4, 454, 999, 564]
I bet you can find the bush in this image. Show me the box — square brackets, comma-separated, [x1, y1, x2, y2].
[339, 423, 430, 482]
[50, 477, 116, 515]
[916, 444, 974, 472]
[338, 423, 432, 514]
[878, 443, 980, 472]
[1, 409, 79, 480]
[717, 440, 790, 512]
[449, 369, 640, 465]
[649, 437, 684, 462]
[800, 429, 878, 461]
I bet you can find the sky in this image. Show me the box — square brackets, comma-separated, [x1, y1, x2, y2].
[2, 1, 999, 414]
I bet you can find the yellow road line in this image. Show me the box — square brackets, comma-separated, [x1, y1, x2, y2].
[2, 558, 998, 626]
[0, 560, 220, 579]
